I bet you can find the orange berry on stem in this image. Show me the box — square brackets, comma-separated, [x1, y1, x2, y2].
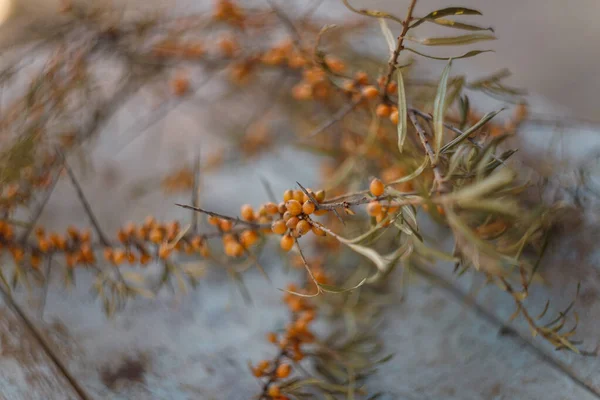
[219, 219, 233, 232]
[367, 201, 382, 216]
[272, 220, 287, 235]
[267, 385, 281, 397]
[370, 178, 385, 197]
[240, 204, 254, 221]
[311, 225, 326, 236]
[390, 109, 399, 125]
[376, 104, 391, 118]
[286, 217, 300, 230]
[280, 234, 294, 252]
[240, 230, 259, 247]
[295, 220, 311, 236]
[276, 363, 292, 378]
[285, 200, 302, 216]
[361, 85, 379, 99]
[302, 201, 315, 215]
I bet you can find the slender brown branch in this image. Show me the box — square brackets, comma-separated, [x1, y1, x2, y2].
[408, 110, 445, 191]
[191, 155, 201, 233]
[19, 162, 63, 243]
[409, 107, 507, 165]
[61, 155, 111, 247]
[307, 99, 360, 138]
[382, 0, 419, 100]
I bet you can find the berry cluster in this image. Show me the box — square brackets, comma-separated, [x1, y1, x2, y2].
[251, 280, 324, 399]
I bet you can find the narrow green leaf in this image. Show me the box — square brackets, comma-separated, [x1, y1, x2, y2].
[342, 0, 404, 24]
[445, 168, 516, 202]
[378, 18, 396, 53]
[388, 156, 428, 185]
[441, 108, 504, 153]
[411, 7, 483, 28]
[405, 48, 493, 60]
[396, 69, 407, 153]
[318, 278, 367, 293]
[406, 33, 496, 46]
[426, 18, 494, 32]
[433, 60, 452, 162]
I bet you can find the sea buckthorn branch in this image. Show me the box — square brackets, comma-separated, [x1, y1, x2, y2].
[407, 110, 446, 192]
[381, 0, 419, 101]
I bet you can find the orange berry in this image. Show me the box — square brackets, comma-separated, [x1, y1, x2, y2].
[369, 178, 385, 197]
[286, 217, 300, 230]
[376, 104, 391, 118]
[264, 202, 279, 215]
[140, 253, 152, 265]
[354, 71, 369, 85]
[361, 85, 379, 99]
[390, 109, 399, 125]
[103, 248, 114, 262]
[158, 243, 172, 259]
[225, 240, 244, 257]
[278, 202, 287, 214]
[267, 385, 281, 397]
[219, 219, 233, 232]
[38, 238, 52, 253]
[302, 201, 315, 215]
[276, 363, 292, 379]
[386, 81, 398, 94]
[240, 230, 259, 247]
[295, 220, 311, 236]
[67, 225, 79, 240]
[31, 255, 41, 269]
[11, 248, 24, 263]
[315, 190, 326, 203]
[285, 200, 302, 216]
[267, 332, 278, 343]
[208, 216, 220, 226]
[280, 234, 294, 252]
[127, 253, 136, 264]
[218, 36, 239, 57]
[283, 190, 294, 202]
[293, 190, 304, 202]
[257, 360, 270, 371]
[311, 225, 326, 236]
[191, 236, 204, 250]
[113, 249, 127, 265]
[367, 201, 382, 216]
[149, 228, 163, 243]
[324, 55, 346, 73]
[272, 220, 287, 235]
[291, 83, 312, 100]
[240, 204, 254, 221]
[171, 73, 190, 96]
[35, 226, 45, 238]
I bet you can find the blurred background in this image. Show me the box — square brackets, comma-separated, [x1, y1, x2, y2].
[1, 1, 600, 400]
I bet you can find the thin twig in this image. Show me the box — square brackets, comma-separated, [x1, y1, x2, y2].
[191, 155, 201, 233]
[19, 162, 63, 243]
[39, 255, 53, 320]
[260, 175, 278, 203]
[265, 0, 305, 51]
[61, 155, 111, 247]
[308, 99, 361, 138]
[409, 107, 507, 165]
[408, 110, 446, 191]
[381, 0, 419, 101]
[0, 284, 92, 400]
